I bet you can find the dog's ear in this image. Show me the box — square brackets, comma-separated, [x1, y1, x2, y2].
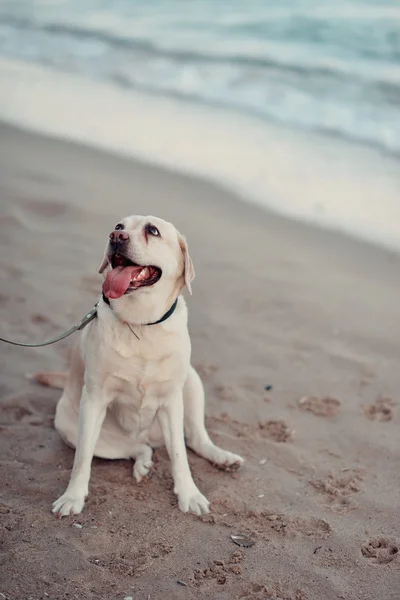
[98, 252, 109, 276]
[178, 233, 195, 295]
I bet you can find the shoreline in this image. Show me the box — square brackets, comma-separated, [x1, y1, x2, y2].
[1, 119, 399, 266]
[1, 57, 400, 253]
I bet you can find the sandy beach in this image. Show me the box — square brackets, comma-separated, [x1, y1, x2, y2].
[0, 121, 399, 600]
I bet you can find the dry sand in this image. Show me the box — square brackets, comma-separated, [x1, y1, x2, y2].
[0, 122, 399, 600]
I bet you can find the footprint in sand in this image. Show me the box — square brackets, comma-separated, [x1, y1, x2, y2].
[89, 542, 173, 577]
[206, 499, 331, 541]
[239, 581, 307, 599]
[257, 420, 294, 442]
[310, 469, 363, 512]
[0, 503, 24, 532]
[238, 582, 268, 599]
[0, 394, 54, 427]
[0, 404, 34, 426]
[361, 537, 399, 564]
[298, 396, 341, 417]
[211, 414, 294, 442]
[363, 397, 396, 422]
[192, 550, 244, 587]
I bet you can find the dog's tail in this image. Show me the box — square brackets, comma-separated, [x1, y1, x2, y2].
[32, 371, 67, 390]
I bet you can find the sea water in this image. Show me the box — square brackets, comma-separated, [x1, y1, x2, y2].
[0, 0, 399, 249]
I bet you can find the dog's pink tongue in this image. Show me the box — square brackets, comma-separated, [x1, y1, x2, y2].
[102, 265, 142, 299]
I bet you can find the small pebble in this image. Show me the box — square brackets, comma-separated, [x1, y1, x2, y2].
[124, 596, 133, 600]
[73, 523, 83, 529]
[258, 494, 264, 498]
[264, 385, 273, 391]
[177, 580, 187, 587]
[259, 458, 267, 465]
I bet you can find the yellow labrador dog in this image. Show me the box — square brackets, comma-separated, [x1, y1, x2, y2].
[38, 215, 243, 517]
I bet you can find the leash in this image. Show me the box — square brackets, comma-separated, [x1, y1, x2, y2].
[0, 303, 99, 347]
[0, 296, 179, 348]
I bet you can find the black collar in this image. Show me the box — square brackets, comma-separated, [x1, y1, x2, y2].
[102, 292, 178, 326]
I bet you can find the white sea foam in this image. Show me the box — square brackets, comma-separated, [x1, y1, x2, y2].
[0, 57, 399, 251]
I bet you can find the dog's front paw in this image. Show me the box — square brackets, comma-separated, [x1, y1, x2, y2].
[52, 492, 86, 517]
[176, 485, 210, 516]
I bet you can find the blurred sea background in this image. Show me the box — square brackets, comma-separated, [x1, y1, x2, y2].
[0, 0, 399, 249]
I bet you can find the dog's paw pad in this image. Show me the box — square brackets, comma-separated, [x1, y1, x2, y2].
[361, 538, 399, 564]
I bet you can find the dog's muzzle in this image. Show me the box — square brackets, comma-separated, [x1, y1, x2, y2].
[109, 230, 130, 253]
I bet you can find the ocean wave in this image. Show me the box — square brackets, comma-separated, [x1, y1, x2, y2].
[1, 5, 400, 154]
[1, 14, 400, 85]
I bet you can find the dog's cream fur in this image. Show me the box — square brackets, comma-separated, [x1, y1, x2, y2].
[38, 215, 243, 517]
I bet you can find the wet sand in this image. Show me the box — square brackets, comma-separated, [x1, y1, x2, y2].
[0, 122, 399, 600]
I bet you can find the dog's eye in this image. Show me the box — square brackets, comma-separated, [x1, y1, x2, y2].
[115, 223, 124, 230]
[146, 224, 160, 237]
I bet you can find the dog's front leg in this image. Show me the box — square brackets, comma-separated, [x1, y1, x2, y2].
[158, 393, 210, 516]
[52, 386, 107, 517]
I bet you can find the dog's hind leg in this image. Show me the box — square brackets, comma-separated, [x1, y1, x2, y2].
[183, 366, 244, 470]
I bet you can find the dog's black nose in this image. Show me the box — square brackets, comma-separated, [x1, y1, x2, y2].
[109, 230, 129, 250]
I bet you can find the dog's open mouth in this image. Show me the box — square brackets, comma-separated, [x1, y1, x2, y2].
[102, 253, 162, 299]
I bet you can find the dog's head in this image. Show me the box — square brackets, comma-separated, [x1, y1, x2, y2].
[98, 216, 194, 314]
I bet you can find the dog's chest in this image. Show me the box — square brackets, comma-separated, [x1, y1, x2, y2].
[110, 381, 162, 436]
[110, 330, 183, 380]
[90, 314, 190, 436]
[109, 354, 177, 399]
[104, 347, 186, 435]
